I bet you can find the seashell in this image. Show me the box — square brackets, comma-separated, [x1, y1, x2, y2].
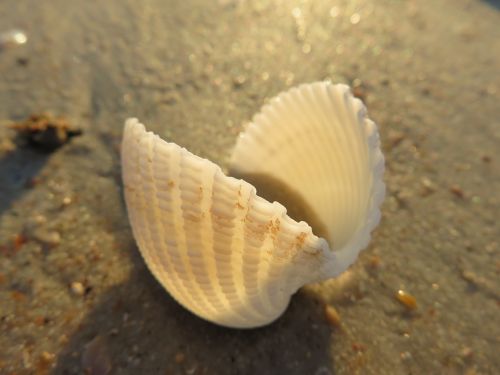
[121, 82, 385, 328]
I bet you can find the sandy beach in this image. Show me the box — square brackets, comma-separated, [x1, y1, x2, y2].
[0, 0, 499, 374]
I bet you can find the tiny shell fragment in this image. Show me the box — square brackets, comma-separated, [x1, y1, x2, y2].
[174, 352, 186, 364]
[13, 233, 27, 250]
[324, 304, 342, 327]
[36, 351, 55, 372]
[449, 185, 465, 199]
[396, 289, 417, 310]
[70, 281, 85, 296]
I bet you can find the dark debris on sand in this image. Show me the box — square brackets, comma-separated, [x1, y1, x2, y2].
[8, 113, 82, 152]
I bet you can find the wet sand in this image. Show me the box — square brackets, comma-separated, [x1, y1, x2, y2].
[0, 0, 499, 374]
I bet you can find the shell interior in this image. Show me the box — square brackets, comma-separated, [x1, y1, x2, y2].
[230, 82, 385, 275]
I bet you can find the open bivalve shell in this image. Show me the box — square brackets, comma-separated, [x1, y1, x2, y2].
[121, 82, 385, 328]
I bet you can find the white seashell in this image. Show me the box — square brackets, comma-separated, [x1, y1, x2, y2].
[121, 82, 385, 328]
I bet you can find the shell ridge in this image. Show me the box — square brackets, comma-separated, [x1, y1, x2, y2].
[201, 160, 251, 320]
[134, 132, 167, 279]
[269, 212, 330, 299]
[209, 173, 244, 324]
[344, 95, 370, 236]
[224, 178, 251, 320]
[254, 201, 290, 315]
[290, 83, 350, 247]
[330, 85, 361, 247]
[312, 86, 351, 244]
[237, 181, 274, 322]
[130, 124, 215, 318]
[129, 130, 184, 304]
[181, 156, 242, 314]
[328, 84, 364, 248]
[240, 193, 279, 319]
[301, 83, 344, 224]
[341, 92, 368, 248]
[233, 180, 276, 320]
[144, 133, 188, 303]
[150, 135, 200, 310]
[179, 156, 229, 313]
[211, 175, 263, 325]
[169, 142, 220, 317]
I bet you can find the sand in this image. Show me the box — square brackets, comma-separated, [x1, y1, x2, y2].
[0, 0, 499, 374]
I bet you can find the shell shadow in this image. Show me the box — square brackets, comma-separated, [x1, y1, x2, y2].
[0, 144, 51, 216]
[52, 239, 336, 375]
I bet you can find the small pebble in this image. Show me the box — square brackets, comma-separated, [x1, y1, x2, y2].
[352, 79, 367, 101]
[324, 304, 341, 327]
[33, 214, 48, 225]
[396, 289, 417, 310]
[70, 281, 85, 296]
[461, 347, 474, 360]
[34, 315, 49, 326]
[350, 13, 361, 25]
[233, 75, 246, 87]
[40, 351, 55, 362]
[59, 334, 69, 344]
[11, 290, 27, 302]
[32, 228, 61, 247]
[13, 233, 27, 250]
[481, 155, 491, 163]
[387, 130, 405, 149]
[174, 352, 185, 364]
[0, 138, 16, 153]
[367, 254, 381, 269]
[420, 177, 436, 197]
[109, 328, 119, 336]
[37, 351, 55, 371]
[302, 43, 312, 54]
[329, 7, 339, 18]
[449, 185, 465, 199]
[351, 342, 366, 352]
[400, 351, 412, 361]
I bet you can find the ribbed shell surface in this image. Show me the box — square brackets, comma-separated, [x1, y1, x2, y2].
[122, 120, 336, 328]
[230, 82, 385, 275]
[121, 81, 385, 328]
